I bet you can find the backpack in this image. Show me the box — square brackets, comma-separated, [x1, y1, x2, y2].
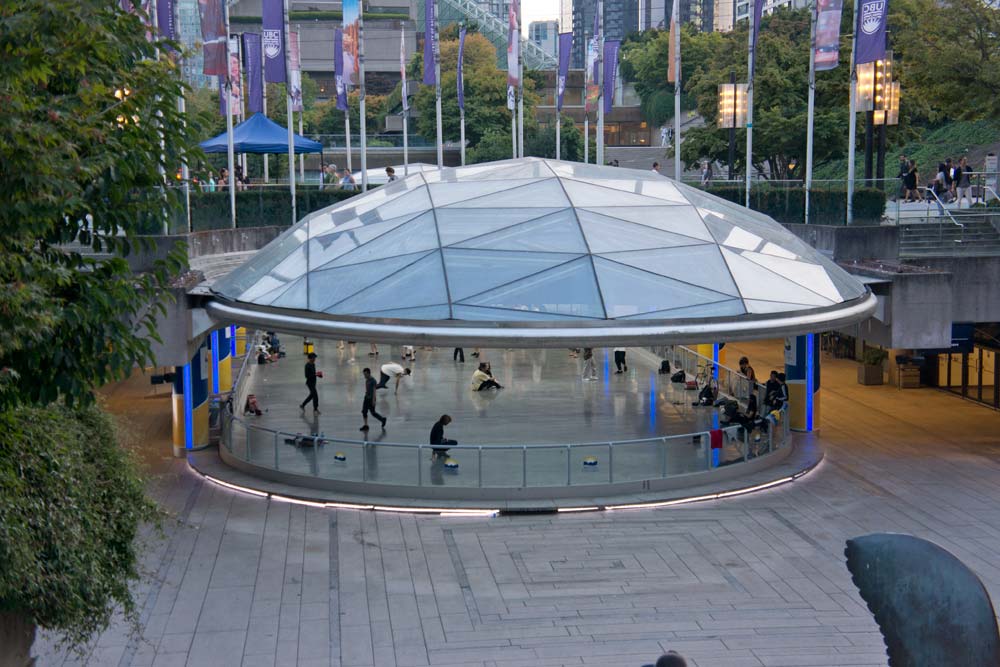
[257, 352, 267, 365]
[659, 360, 671, 374]
[670, 370, 686, 383]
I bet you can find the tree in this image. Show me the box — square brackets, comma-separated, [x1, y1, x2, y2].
[409, 28, 538, 150]
[525, 115, 585, 162]
[0, 0, 191, 658]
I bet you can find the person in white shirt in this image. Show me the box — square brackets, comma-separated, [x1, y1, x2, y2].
[375, 362, 411, 394]
[651, 162, 661, 175]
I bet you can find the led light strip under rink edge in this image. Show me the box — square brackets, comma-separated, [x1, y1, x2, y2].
[189, 456, 822, 517]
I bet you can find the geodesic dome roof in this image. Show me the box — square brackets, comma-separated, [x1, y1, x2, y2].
[210, 158, 873, 342]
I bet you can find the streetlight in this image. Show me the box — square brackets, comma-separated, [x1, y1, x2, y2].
[717, 75, 747, 181]
[874, 78, 900, 185]
[857, 52, 894, 186]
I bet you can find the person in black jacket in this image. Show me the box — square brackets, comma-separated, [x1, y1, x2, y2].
[430, 414, 457, 459]
[299, 352, 320, 414]
[360, 368, 386, 431]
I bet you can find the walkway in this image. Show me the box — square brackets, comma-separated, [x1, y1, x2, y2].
[35, 339, 1000, 667]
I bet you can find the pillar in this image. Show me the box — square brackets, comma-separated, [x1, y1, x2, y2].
[695, 343, 726, 376]
[171, 341, 210, 456]
[235, 326, 248, 356]
[216, 327, 233, 393]
[785, 334, 820, 432]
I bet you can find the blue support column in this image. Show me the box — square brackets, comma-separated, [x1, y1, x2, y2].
[785, 334, 820, 432]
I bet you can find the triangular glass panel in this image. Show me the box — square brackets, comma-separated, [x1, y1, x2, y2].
[675, 183, 778, 227]
[720, 248, 835, 306]
[443, 249, 583, 302]
[811, 253, 867, 300]
[560, 178, 674, 207]
[582, 206, 714, 242]
[238, 275, 292, 304]
[455, 160, 557, 180]
[617, 299, 746, 319]
[308, 251, 434, 313]
[741, 250, 843, 302]
[325, 211, 439, 268]
[703, 214, 766, 251]
[599, 246, 740, 297]
[308, 211, 424, 270]
[452, 304, 602, 321]
[354, 304, 452, 320]
[436, 207, 564, 246]
[326, 251, 449, 315]
[452, 209, 588, 253]
[457, 256, 605, 318]
[214, 224, 308, 299]
[577, 210, 707, 253]
[592, 257, 736, 318]
[428, 179, 539, 207]
[547, 161, 663, 181]
[444, 178, 569, 208]
[270, 276, 308, 309]
[326, 179, 427, 225]
[744, 299, 823, 314]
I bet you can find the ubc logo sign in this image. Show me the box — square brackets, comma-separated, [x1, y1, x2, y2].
[860, 0, 885, 34]
[263, 29, 282, 59]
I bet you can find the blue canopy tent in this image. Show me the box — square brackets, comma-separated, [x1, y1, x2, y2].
[200, 113, 323, 155]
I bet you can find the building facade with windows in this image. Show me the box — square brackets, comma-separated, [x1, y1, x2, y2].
[528, 20, 559, 59]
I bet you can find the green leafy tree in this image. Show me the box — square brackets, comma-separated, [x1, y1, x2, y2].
[0, 0, 190, 658]
[525, 115, 585, 162]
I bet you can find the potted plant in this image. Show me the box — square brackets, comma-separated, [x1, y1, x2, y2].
[858, 348, 888, 385]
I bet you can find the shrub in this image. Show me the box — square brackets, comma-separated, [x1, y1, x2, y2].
[702, 183, 886, 225]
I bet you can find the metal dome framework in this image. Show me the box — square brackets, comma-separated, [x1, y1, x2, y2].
[207, 158, 876, 346]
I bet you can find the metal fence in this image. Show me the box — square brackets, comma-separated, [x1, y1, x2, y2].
[219, 343, 789, 492]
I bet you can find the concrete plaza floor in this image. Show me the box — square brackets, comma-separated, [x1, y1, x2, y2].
[35, 339, 1000, 667]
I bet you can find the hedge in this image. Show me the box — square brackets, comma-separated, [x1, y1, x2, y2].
[702, 184, 886, 225]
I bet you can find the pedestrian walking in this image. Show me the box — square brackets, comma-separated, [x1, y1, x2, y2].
[660, 126, 669, 147]
[700, 161, 713, 185]
[613, 347, 628, 374]
[299, 352, 321, 414]
[582, 347, 598, 381]
[453, 347, 465, 362]
[376, 362, 411, 393]
[955, 157, 973, 208]
[368, 342, 379, 356]
[360, 368, 387, 431]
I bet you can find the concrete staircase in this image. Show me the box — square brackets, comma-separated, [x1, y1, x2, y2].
[899, 217, 1000, 257]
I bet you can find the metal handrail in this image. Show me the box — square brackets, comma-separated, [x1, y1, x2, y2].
[917, 186, 963, 227]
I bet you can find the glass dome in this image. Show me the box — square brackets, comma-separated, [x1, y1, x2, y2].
[212, 158, 868, 325]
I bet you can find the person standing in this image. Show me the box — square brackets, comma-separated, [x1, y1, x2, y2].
[651, 162, 661, 175]
[376, 361, 411, 393]
[896, 154, 908, 201]
[360, 368, 387, 431]
[700, 161, 713, 185]
[738, 355, 757, 400]
[904, 160, 919, 202]
[660, 126, 669, 147]
[453, 347, 465, 362]
[955, 157, 973, 208]
[385, 166, 397, 182]
[582, 347, 598, 381]
[299, 352, 321, 414]
[613, 347, 628, 374]
[339, 167, 358, 191]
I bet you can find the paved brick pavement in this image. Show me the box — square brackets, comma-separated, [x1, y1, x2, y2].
[33, 340, 1000, 667]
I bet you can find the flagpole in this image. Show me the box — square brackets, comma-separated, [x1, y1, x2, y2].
[433, 1, 443, 168]
[805, 0, 817, 224]
[401, 27, 410, 175]
[359, 8, 368, 192]
[517, 1, 524, 158]
[238, 35, 247, 178]
[282, 0, 296, 224]
[596, 0, 605, 166]
[672, 0, 681, 181]
[403, 108, 410, 174]
[745, 2, 755, 208]
[846, 0, 859, 224]
[556, 113, 561, 161]
[262, 50, 269, 182]
[297, 22, 304, 184]
[584, 115, 589, 163]
[224, 2, 237, 228]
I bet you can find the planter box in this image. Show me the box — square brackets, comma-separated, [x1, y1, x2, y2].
[858, 364, 884, 385]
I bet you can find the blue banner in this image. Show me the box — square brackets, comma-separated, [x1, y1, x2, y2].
[423, 0, 437, 85]
[556, 32, 571, 111]
[261, 0, 285, 83]
[242, 33, 263, 114]
[334, 28, 348, 111]
[457, 27, 466, 110]
[855, 0, 888, 65]
[603, 40, 620, 115]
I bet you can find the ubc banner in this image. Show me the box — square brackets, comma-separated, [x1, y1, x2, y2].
[855, 0, 888, 64]
[198, 0, 227, 76]
[423, 0, 437, 85]
[261, 0, 285, 83]
[156, 0, 175, 40]
[506, 0, 520, 111]
[457, 27, 466, 111]
[243, 33, 263, 114]
[342, 0, 361, 87]
[603, 40, 620, 115]
[289, 31, 303, 112]
[334, 29, 347, 111]
[556, 32, 571, 111]
[814, 0, 844, 70]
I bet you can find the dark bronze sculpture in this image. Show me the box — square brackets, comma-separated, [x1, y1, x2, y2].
[845, 533, 1000, 666]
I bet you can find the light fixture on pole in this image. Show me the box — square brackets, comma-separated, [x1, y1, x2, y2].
[717, 78, 747, 181]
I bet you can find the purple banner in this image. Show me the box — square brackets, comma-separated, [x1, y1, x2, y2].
[198, 0, 227, 76]
[814, 0, 843, 70]
[334, 29, 348, 111]
[556, 32, 571, 111]
[423, 0, 437, 85]
[855, 0, 888, 65]
[750, 0, 765, 79]
[262, 0, 286, 83]
[457, 27, 466, 111]
[603, 40, 619, 115]
[400, 28, 409, 111]
[243, 33, 263, 114]
[157, 0, 175, 40]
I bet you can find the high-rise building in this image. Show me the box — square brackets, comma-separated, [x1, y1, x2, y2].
[639, 0, 669, 30]
[176, 0, 214, 88]
[528, 20, 560, 59]
[570, 0, 640, 68]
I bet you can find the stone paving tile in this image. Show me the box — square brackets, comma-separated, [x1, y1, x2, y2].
[30, 342, 1000, 666]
